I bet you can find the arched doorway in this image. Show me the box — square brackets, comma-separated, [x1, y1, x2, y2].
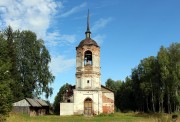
[84, 98, 92, 115]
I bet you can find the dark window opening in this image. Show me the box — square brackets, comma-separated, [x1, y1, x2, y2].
[84, 50, 92, 66]
[87, 80, 89, 83]
[67, 99, 70, 103]
[85, 98, 92, 102]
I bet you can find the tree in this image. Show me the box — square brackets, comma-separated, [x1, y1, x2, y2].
[157, 46, 169, 112]
[0, 33, 13, 121]
[167, 43, 180, 113]
[0, 26, 54, 120]
[104, 43, 180, 113]
[116, 77, 135, 112]
[139, 56, 159, 112]
[157, 44, 180, 113]
[13, 30, 54, 100]
[1, 27, 54, 102]
[130, 67, 142, 112]
[105, 78, 122, 111]
[53, 83, 70, 114]
[105, 78, 122, 94]
[4, 27, 24, 102]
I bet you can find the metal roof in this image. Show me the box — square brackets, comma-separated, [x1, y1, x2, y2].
[77, 38, 99, 48]
[13, 98, 49, 107]
[26, 98, 41, 107]
[35, 99, 49, 106]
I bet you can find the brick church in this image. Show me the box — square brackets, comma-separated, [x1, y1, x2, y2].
[60, 11, 114, 116]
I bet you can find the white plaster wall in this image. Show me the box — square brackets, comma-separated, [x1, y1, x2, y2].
[60, 103, 74, 115]
[93, 77, 100, 89]
[76, 78, 81, 88]
[73, 90, 103, 115]
[77, 77, 100, 89]
[79, 75, 101, 89]
[82, 77, 92, 89]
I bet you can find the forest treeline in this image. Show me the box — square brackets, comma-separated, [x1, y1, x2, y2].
[0, 26, 54, 120]
[106, 43, 180, 113]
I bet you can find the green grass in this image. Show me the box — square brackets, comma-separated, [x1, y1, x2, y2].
[6, 112, 180, 122]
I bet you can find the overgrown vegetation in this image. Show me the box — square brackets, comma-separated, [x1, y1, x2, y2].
[106, 43, 180, 113]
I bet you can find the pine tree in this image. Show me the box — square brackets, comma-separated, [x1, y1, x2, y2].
[0, 32, 13, 121]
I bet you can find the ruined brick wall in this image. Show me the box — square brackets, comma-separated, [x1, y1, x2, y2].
[102, 92, 114, 114]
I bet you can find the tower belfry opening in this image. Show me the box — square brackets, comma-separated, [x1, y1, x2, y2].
[84, 50, 92, 65]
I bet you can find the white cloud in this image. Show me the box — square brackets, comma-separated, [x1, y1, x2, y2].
[60, 2, 86, 18]
[92, 17, 112, 32]
[49, 55, 75, 75]
[0, 0, 61, 39]
[93, 34, 105, 45]
[46, 31, 76, 46]
[0, 0, 80, 46]
[0, 0, 76, 75]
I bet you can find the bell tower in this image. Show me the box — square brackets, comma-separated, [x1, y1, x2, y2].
[60, 10, 114, 116]
[76, 10, 101, 90]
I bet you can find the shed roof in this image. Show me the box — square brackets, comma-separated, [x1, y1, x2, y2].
[26, 98, 41, 107]
[36, 99, 49, 106]
[13, 98, 49, 107]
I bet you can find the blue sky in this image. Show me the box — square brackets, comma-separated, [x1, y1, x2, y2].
[0, 0, 180, 103]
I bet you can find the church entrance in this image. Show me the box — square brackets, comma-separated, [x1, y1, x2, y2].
[84, 98, 92, 115]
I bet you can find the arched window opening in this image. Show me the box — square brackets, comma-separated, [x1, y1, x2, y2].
[84, 51, 92, 66]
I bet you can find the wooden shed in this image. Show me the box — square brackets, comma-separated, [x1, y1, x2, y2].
[13, 98, 49, 116]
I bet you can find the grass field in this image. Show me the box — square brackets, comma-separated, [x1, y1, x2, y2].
[7, 112, 180, 122]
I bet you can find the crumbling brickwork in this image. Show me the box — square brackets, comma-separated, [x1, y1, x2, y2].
[102, 93, 114, 114]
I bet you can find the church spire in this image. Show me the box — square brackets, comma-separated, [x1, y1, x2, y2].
[85, 9, 91, 38]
